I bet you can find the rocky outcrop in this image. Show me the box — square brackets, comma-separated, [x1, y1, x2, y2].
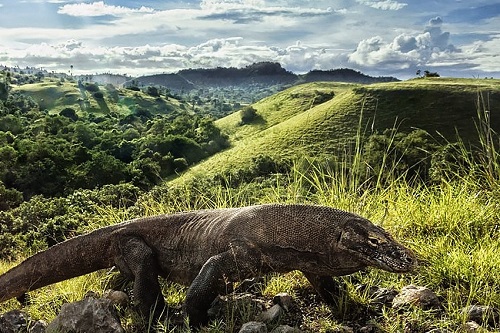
[46, 296, 124, 333]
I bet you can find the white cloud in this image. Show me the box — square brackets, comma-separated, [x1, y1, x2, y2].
[348, 17, 458, 72]
[58, 1, 154, 17]
[356, 0, 408, 11]
[0, 37, 347, 76]
[197, 0, 337, 23]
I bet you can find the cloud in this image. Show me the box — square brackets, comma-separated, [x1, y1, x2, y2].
[197, 0, 336, 23]
[356, 0, 408, 11]
[58, 1, 154, 17]
[0, 37, 347, 76]
[348, 17, 458, 71]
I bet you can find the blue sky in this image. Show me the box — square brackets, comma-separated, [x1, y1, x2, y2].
[0, 0, 499, 78]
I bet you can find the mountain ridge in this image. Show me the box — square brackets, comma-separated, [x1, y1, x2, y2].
[126, 62, 399, 92]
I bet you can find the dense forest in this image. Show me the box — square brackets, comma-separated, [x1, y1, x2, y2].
[0, 72, 229, 210]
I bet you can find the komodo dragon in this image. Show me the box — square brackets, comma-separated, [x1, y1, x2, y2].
[0, 204, 416, 326]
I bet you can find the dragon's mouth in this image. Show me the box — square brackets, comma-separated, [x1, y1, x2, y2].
[368, 251, 417, 273]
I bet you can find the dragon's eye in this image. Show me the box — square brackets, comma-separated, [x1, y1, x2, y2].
[368, 237, 380, 247]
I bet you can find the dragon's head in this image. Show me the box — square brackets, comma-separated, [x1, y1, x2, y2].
[337, 218, 416, 273]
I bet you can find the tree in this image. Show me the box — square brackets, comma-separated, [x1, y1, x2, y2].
[240, 106, 258, 125]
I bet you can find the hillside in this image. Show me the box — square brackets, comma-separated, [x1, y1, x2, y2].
[171, 78, 500, 184]
[13, 77, 184, 116]
[300, 68, 398, 84]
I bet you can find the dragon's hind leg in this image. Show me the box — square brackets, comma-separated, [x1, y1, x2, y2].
[114, 236, 166, 320]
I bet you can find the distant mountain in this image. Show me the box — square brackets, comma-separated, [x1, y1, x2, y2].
[130, 73, 195, 92]
[300, 68, 399, 84]
[77, 74, 129, 86]
[177, 62, 297, 87]
[132, 62, 398, 92]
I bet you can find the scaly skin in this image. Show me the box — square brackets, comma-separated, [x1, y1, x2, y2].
[0, 204, 416, 326]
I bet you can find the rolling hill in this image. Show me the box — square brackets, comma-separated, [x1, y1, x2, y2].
[12, 78, 184, 116]
[170, 78, 500, 185]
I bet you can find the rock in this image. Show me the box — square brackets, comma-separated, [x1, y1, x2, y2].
[208, 293, 267, 318]
[103, 290, 129, 307]
[0, 310, 28, 333]
[239, 321, 268, 333]
[332, 325, 354, 333]
[270, 325, 302, 333]
[257, 304, 284, 323]
[392, 285, 440, 310]
[29, 320, 47, 333]
[46, 297, 124, 333]
[272, 293, 292, 311]
[0, 310, 46, 333]
[370, 288, 398, 306]
[461, 321, 481, 332]
[359, 323, 382, 332]
[461, 305, 499, 326]
[425, 329, 453, 333]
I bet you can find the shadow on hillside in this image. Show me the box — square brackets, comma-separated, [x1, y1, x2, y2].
[95, 97, 110, 113]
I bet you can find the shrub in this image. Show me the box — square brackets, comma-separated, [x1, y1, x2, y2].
[240, 106, 258, 125]
[84, 83, 100, 92]
[59, 107, 78, 121]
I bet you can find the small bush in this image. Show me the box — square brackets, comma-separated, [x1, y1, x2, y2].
[84, 83, 100, 92]
[240, 106, 258, 125]
[59, 108, 78, 121]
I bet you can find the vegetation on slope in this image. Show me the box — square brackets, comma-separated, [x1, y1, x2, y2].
[0, 76, 229, 206]
[173, 78, 500, 188]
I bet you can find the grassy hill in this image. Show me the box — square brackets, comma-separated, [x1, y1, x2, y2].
[13, 78, 184, 116]
[172, 78, 500, 184]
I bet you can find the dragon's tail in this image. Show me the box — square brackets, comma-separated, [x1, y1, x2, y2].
[0, 226, 117, 303]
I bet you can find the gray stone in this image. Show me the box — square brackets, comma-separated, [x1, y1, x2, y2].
[370, 287, 398, 306]
[359, 323, 382, 332]
[46, 297, 124, 333]
[270, 325, 302, 333]
[29, 320, 47, 333]
[239, 321, 268, 333]
[392, 285, 440, 310]
[0, 310, 46, 333]
[332, 326, 354, 333]
[257, 304, 284, 323]
[272, 293, 292, 311]
[461, 321, 481, 332]
[103, 290, 129, 307]
[0, 310, 28, 333]
[461, 305, 499, 325]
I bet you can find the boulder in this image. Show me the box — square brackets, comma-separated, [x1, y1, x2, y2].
[0, 310, 46, 333]
[270, 325, 302, 333]
[461, 305, 499, 326]
[46, 297, 124, 333]
[239, 321, 268, 333]
[392, 285, 440, 310]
